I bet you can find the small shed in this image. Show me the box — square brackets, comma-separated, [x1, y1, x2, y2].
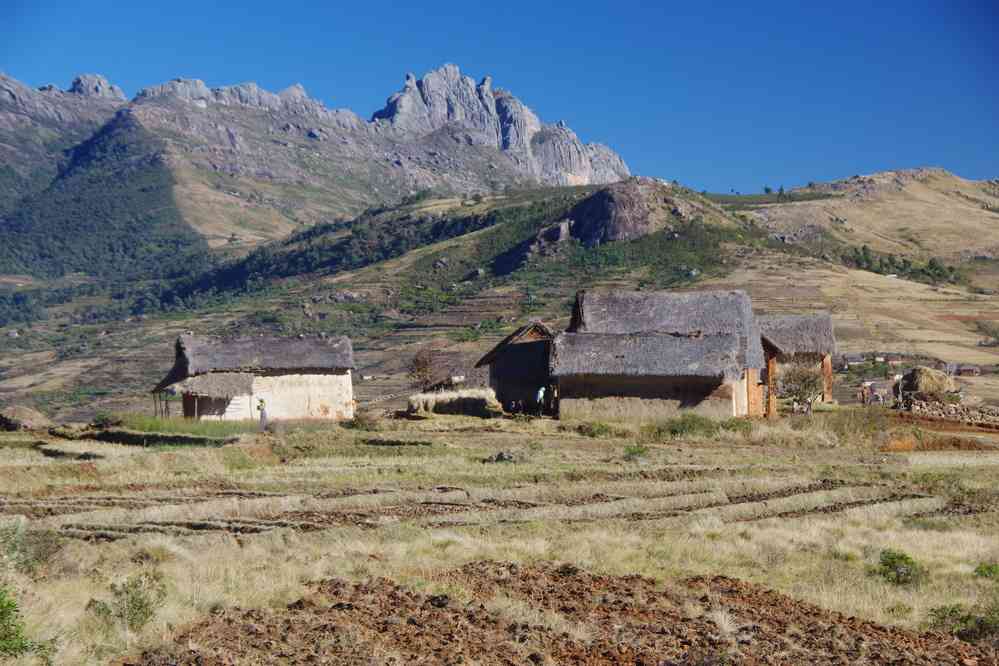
[474, 321, 554, 411]
[757, 313, 837, 416]
[551, 332, 752, 420]
[152, 335, 355, 421]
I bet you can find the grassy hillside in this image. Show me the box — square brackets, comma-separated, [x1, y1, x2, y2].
[0, 112, 210, 280]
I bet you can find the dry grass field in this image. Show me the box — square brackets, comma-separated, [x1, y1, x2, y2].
[1, 409, 998, 663]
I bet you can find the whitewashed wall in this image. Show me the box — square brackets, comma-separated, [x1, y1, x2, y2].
[185, 371, 354, 421]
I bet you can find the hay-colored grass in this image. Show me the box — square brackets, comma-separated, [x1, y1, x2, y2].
[407, 388, 502, 417]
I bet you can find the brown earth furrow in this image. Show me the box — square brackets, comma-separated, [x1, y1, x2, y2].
[734, 493, 929, 522]
[133, 563, 994, 665]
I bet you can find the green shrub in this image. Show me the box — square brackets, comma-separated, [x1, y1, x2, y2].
[928, 601, 999, 641]
[719, 418, 753, 436]
[572, 422, 624, 438]
[974, 562, 999, 579]
[872, 549, 927, 586]
[0, 522, 63, 574]
[623, 444, 649, 461]
[0, 586, 32, 657]
[86, 569, 167, 632]
[91, 411, 123, 429]
[641, 413, 720, 441]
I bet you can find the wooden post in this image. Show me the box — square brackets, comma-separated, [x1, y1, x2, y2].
[766, 354, 779, 419]
[821, 353, 833, 403]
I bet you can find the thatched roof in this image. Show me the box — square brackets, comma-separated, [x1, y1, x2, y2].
[568, 290, 763, 369]
[474, 321, 554, 368]
[758, 313, 836, 357]
[153, 334, 354, 393]
[550, 332, 744, 381]
[164, 373, 256, 399]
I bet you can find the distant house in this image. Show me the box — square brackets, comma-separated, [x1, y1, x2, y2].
[474, 321, 554, 410]
[152, 335, 355, 421]
[550, 290, 765, 420]
[957, 365, 981, 377]
[885, 355, 904, 367]
[842, 354, 866, 369]
[757, 313, 837, 414]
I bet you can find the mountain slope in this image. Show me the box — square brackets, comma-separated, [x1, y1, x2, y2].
[0, 64, 630, 280]
[0, 73, 125, 215]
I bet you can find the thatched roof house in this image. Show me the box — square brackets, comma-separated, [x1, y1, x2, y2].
[553, 290, 766, 420]
[474, 321, 554, 410]
[153, 335, 355, 421]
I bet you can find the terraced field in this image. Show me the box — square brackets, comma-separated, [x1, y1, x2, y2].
[1, 411, 998, 663]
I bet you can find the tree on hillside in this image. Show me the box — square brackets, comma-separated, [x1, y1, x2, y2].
[779, 363, 825, 414]
[763, 185, 773, 195]
[407, 347, 437, 390]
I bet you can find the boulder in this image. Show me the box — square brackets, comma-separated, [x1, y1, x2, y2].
[0, 405, 53, 431]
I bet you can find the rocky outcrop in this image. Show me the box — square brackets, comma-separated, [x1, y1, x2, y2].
[566, 177, 718, 247]
[372, 64, 629, 186]
[135, 78, 360, 123]
[69, 74, 127, 101]
[0, 405, 53, 431]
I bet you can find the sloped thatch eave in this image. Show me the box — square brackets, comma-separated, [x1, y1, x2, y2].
[164, 372, 256, 399]
[568, 289, 764, 369]
[757, 313, 836, 357]
[178, 334, 355, 374]
[550, 332, 743, 381]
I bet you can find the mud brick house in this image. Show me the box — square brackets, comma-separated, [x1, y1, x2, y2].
[757, 313, 837, 416]
[550, 290, 766, 420]
[474, 322, 554, 410]
[153, 335, 355, 421]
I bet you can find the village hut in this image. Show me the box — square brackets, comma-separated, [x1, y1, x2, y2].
[152, 335, 355, 421]
[473, 321, 554, 412]
[553, 290, 766, 420]
[551, 332, 754, 420]
[757, 313, 837, 416]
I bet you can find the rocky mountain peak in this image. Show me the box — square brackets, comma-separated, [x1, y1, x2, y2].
[371, 64, 629, 185]
[68, 74, 126, 101]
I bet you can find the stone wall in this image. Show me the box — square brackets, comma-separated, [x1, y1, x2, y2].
[906, 400, 999, 427]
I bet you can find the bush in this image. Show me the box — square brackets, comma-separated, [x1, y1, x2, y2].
[571, 421, 626, 438]
[719, 418, 753, 436]
[974, 562, 999, 579]
[0, 521, 63, 574]
[641, 413, 720, 441]
[928, 601, 999, 642]
[780, 363, 825, 407]
[0, 586, 32, 657]
[87, 569, 167, 632]
[623, 444, 649, 461]
[872, 549, 927, 586]
[91, 411, 123, 429]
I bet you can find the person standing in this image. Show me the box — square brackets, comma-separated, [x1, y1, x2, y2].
[258, 398, 268, 431]
[535, 385, 546, 416]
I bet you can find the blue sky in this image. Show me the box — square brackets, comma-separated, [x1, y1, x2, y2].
[3, 0, 996, 192]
